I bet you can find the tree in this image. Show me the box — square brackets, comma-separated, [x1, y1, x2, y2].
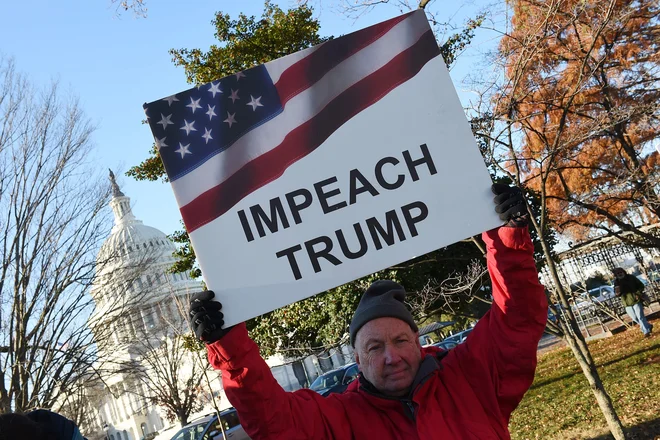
[467, 0, 660, 436]
[57, 376, 108, 438]
[124, 331, 208, 427]
[0, 57, 141, 417]
[128, 1, 491, 358]
[495, 0, 660, 248]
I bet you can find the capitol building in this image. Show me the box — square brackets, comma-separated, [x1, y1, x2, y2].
[75, 174, 353, 440]
[77, 174, 228, 440]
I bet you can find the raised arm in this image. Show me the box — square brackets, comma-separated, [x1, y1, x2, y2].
[447, 185, 548, 424]
[450, 226, 547, 422]
[190, 292, 350, 440]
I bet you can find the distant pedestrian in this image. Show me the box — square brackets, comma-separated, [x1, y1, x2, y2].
[613, 268, 653, 337]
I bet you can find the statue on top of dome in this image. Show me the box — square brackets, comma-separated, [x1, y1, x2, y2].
[109, 169, 125, 198]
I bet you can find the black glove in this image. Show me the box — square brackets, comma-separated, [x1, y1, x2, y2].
[189, 290, 230, 343]
[491, 183, 528, 227]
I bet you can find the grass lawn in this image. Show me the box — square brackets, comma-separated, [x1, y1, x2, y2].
[509, 316, 660, 440]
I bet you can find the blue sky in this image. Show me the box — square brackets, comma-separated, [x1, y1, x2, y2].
[2, 0, 496, 236]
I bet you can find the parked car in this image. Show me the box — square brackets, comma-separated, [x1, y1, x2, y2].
[573, 285, 616, 316]
[169, 408, 250, 440]
[587, 285, 615, 301]
[309, 362, 359, 397]
[431, 340, 458, 351]
[419, 334, 435, 346]
[647, 271, 660, 283]
[443, 328, 474, 345]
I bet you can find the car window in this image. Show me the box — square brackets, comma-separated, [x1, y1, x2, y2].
[309, 370, 343, 391]
[202, 428, 215, 440]
[201, 412, 242, 440]
[419, 334, 433, 346]
[221, 411, 241, 431]
[446, 331, 467, 344]
[343, 365, 359, 384]
[171, 423, 206, 440]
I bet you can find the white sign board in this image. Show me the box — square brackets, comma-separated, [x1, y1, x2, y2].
[144, 10, 501, 326]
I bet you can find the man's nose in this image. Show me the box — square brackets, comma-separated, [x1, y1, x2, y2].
[383, 346, 402, 364]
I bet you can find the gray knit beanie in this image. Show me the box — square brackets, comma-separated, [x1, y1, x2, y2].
[349, 280, 418, 347]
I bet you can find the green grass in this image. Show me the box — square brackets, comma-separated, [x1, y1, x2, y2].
[509, 317, 660, 440]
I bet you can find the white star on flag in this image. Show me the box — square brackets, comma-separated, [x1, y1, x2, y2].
[235, 71, 246, 80]
[229, 89, 240, 103]
[175, 142, 192, 158]
[186, 97, 202, 113]
[163, 95, 179, 106]
[206, 105, 217, 121]
[208, 82, 222, 98]
[154, 137, 168, 150]
[180, 120, 197, 135]
[157, 114, 174, 129]
[224, 112, 237, 128]
[246, 95, 264, 111]
[202, 128, 213, 144]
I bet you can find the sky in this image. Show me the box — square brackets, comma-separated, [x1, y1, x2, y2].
[1, 0, 498, 237]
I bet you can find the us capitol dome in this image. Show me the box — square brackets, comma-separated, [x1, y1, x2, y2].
[90, 170, 201, 355]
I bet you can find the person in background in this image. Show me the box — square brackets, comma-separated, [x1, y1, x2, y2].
[613, 267, 653, 337]
[188, 184, 548, 440]
[0, 409, 87, 440]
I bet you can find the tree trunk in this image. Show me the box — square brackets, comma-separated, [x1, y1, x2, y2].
[562, 327, 626, 440]
[532, 215, 627, 439]
[177, 411, 188, 428]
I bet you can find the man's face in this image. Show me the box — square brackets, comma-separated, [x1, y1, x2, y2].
[354, 317, 422, 397]
[614, 269, 626, 280]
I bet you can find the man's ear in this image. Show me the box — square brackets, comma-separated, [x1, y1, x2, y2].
[415, 332, 422, 349]
[355, 352, 361, 368]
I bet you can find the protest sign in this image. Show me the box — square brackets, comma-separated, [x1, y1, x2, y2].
[143, 10, 501, 326]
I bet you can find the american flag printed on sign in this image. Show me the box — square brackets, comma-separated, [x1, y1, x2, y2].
[144, 10, 440, 233]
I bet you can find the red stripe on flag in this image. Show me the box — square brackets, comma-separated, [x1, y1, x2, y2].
[275, 12, 412, 105]
[182, 30, 439, 233]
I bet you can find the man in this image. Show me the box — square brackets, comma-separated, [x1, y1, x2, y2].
[189, 184, 548, 439]
[613, 267, 653, 337]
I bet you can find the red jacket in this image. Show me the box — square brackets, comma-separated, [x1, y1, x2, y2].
[207, 227, 548, 439]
